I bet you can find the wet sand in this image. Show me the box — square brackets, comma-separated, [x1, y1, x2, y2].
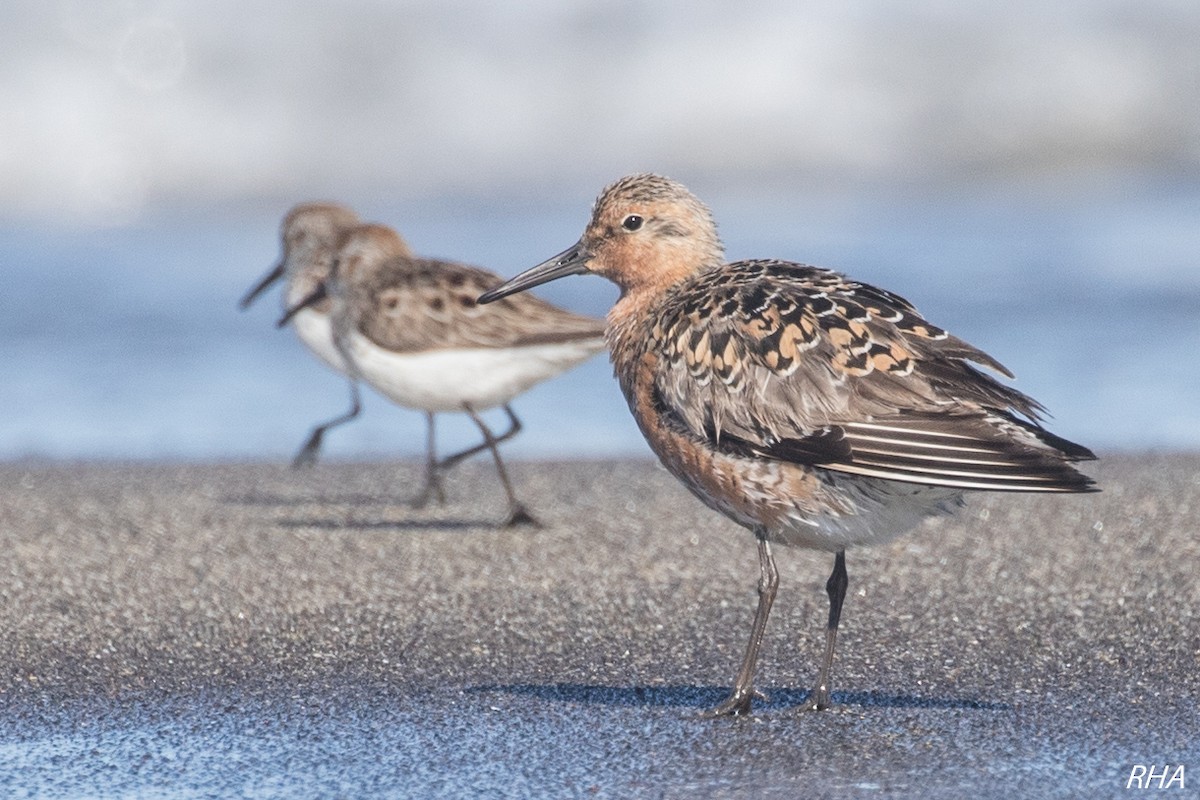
[1, 455, 1196, 798]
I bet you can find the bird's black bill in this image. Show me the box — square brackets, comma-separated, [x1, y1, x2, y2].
[276, 283, 327, 328]
[477, 241, 591, 304]
[239, 263, 286, 310]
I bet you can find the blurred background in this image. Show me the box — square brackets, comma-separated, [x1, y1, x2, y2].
[2, 0, 1197, 461]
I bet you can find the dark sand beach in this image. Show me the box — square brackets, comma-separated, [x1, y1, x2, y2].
[1, 455, 1196, 797]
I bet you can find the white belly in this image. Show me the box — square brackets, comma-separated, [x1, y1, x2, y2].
[773, 475, 964, 551]
[290, 308, 348, 374]
[344, 331, 605, 412]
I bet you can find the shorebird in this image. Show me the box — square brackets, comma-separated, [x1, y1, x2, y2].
[479, 173, 1097, 715]
[240, 202, 374, 467]
[282, 222, 607, 526]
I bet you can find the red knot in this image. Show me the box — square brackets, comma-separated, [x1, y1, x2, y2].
[479, 173, 1097, 715]
[283, 222, 607, 527]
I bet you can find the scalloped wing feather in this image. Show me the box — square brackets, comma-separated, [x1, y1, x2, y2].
[356, 257, 606, 353]
[648, 260, 1095, 492]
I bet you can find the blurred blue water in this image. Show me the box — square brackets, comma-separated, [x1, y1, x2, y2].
[3, 179, 1198, 461]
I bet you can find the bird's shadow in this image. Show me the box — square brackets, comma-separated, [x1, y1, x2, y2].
[275, 517, 500, 533]
[221, 492, 402, 508]
[223, 493, 509, 531]
[466, 683, 1010, 712]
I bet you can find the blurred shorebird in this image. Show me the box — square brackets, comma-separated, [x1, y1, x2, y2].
[240, 202, 376, 467]
[479, 173, 1097, 715]
[282, 222, 607, 526]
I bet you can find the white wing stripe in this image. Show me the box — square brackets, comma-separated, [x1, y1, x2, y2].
[827, 462, 1080, 492]
[847, 445, 1034, 468]
[845, 422, 984, 441]
[847, 459, 1065, 482]
[844, 433, 1006, 455]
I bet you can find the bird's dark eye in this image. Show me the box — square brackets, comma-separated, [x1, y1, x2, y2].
[622, 214, 644, 231]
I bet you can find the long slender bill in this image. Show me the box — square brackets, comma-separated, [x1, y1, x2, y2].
[239, 262, 286, 310]
[276, 282, 327, 328]
[477, 241, 592, 304]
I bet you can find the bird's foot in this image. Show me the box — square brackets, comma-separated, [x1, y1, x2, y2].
[802, 686, 833, 712]
[501, 504, 541, 528]
[409, 479, 447, 509]
[289, 436, 322, 469]
[700, 688, 767, 718]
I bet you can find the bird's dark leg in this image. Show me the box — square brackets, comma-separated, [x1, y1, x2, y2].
[436, 405, 522, 471]
[410, 412, 447, 508]
[806, 549, 848, 711]
[291, 381, 361, 469]
[704, 530, 778, 717]
[462, 404, 538, 528]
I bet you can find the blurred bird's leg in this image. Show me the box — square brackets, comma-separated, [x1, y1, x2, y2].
[437, 405, 522, 471]
[291, 381, 362, 469]
[462, 404, 538, 528]
[411, 412, 447, 508]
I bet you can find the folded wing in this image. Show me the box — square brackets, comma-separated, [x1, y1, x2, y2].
[651, 260, 1096, 493]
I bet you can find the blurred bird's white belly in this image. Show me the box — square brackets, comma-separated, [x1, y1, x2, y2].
[344, 332, 605, 412]
[290, 308, 348, 374]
